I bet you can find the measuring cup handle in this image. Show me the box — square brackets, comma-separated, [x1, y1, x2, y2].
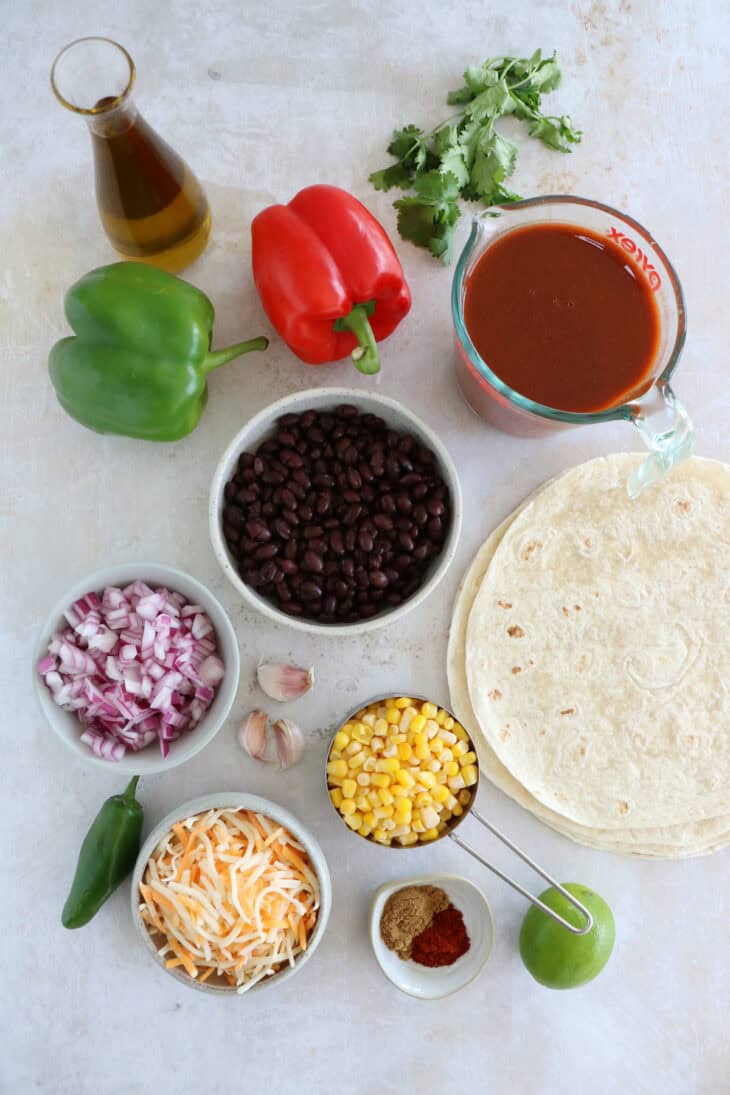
[448, 808, 594, 936]
[628, 380, 695, 498]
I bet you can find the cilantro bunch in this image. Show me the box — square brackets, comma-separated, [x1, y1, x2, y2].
[370, 50, 581, 263]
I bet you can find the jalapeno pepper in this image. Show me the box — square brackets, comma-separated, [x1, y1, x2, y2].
[62, 775, 144, 929]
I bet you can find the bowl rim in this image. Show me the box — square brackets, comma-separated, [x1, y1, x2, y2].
[130, 791, 333, 995]
[208, 386, 463, 636]
[369, 871, 494, 999]
[33, 562, 240, 774]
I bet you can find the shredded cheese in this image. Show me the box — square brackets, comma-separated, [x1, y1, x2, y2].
[139, 808, 320, 993]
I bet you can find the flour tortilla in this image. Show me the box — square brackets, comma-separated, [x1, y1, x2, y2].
[448, 482, 730, 857]
[463, 454, 730, 833]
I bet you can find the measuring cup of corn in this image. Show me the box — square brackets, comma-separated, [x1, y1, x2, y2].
[325, 694, 592, 935]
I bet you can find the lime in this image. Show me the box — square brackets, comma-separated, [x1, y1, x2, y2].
[519, 882, 615, 989]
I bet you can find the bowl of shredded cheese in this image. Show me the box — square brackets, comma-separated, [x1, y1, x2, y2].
[131, 793, 331, 994]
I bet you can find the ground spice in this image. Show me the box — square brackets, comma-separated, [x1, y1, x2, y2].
[380, 885, 450, 959]
[411, 905, 471, 968]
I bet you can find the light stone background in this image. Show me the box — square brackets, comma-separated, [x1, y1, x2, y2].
[3, 1, 729, 1093]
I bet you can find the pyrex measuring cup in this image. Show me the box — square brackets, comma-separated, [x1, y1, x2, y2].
[326, 695, 593, 935]
[452, 196, 694, 497]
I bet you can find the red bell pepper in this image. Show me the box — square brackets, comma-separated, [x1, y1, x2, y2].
[251, 185, 411, 375]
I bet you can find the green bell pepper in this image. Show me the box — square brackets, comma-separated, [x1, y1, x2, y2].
[62, 775, 144, 929]
[48, 262, 268, 441]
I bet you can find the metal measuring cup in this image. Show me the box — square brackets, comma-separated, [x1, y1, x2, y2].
[326, 694, 593, 935]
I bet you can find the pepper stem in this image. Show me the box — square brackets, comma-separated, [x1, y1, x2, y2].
[122, 775, 140, 802]
[334, 304, 381, 376]
[204, 336, 269, 372]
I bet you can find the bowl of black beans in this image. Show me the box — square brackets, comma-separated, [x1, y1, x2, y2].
[209, 388, 462, 633]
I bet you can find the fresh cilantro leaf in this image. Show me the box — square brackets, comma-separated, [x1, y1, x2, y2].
[369, 163, 414, 191]
[386, 124, 423, 159]
[371, 49, 581, 262]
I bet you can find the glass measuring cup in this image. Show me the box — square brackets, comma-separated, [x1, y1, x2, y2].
[326, 694, 593, 935]
[452, 196, 694, 497]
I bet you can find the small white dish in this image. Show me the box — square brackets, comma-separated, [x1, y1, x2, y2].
[131, 792, 332, 995]
[209, 387, 462, 636]
[33, 563, 240, 774]
[370, 873, 494, 999]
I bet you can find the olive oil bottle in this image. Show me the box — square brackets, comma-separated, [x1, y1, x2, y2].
[51, 37, 210, 272]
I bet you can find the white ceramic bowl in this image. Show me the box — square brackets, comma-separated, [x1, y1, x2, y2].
[33, 563, 240, 774]
[131, 792, 332, 995]
[209, 387, 462, 635]
[370, 873, 494, 999]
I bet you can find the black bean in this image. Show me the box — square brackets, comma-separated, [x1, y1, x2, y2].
[316, 492, 331, 515]
[343, 504, 362, 526]
[274, 518, 292, 539]
[284, 539, 298, 561]
[298, 503, 314, 522]
[289, 480, 307, 501]
[427, 498, 445, 517]
[413, 543, 430, 562]
[238, 451, 255, 471]
[292, 469, 311, 488]
[275, 581, 291, 602]
[313, 474, 335, 488]
[428, 517, 444, 540]
[341, 558, 355, 579]
[303, 525, 324, 539]
[396, 495, 412, 515]
[281, 508, 300, 528]
[413, 504, 428, 526]
[381, 494, 395, 514]
[370, 569, 388, 589]
[224, 481, 238, 501]
[281, 488, 297, 510]
[224, 504, 245, 528]
[343, 490, 360, 504]
[280, 448, 304, 468]
[299, 580, 322, 600]
[358, 530, 374, 553]
[302, 551, 324, 573]
[283, 601, 304, 616]
[330, 529, 345, 555]
[344, 528, 357, 553]
[373, 513, 394, 532]
[253, 456, 264, 476]
[246, 519, 270, 541]
[261, 502, 275, 518]
[255, 543, 279, 560]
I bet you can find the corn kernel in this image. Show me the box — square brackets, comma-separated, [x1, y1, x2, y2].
[383, 744, 398, 758]
[440, 749, 454, 764]
[358, 824, 372, 837]
[398, 742, 412, 761]
[440, 730, 457, 745]
[375, 757, 400, 773]
[453, 740, 469, 757]
[452, 803, 464, 817]
[362, 713, 376, 727]
[415, 743, 430, 760]
[412, 730, 427, 747]
[399, 709, 415, 732]
[445, 760, 459, 777]
[328, 776, 343, 787]
[363, 811, 376, 827]
[329, 788, 343, 808]
[371, 736, 385, 751]
[421, 828, 439, 841]
[462, 764, 478, 786]
[448, 774, 466, 791]
[410, 714, 427, 734]
[355, 794, 370, 812]
[345, 740, 362, 756]
[396, 769, 415, 788]
[458, 789, 472, 805]
[380, 819, 396, 831]
[372, 772, 390, 788]
[432, 784, 449, 804]
[386, 706, 400, 724]
[374, 805, 394, 819]
[344, 811, 363, 829]
[373, 829, 391, 844]
[415, 792, 433, 808]
[421, 806, 440, 830]
[349, 751, 366, 770]
[445, 793, 458, 810]
[436, 709, 449, 725]
[421, 702, 438, 718]
[395, 696, 413, 709]
[425, 720, 440, 739]
[419, 771, 437, 788]
[453, 723, 469, 741]
[356, 772, 371, 787]
[428, 759, 441, 773]
[411, 819, 425, 833]
[392, 784, 409, 798]
[398, 832, 419, 846]
[333, 730, 349, 751]
[342, 778, 357, 799]
[430, 737, 445, 754]
[378, 788, 394, 806]
[374, 718, 388, 735]
[327, 759, 348, 778]
[391, 733, 406, 743]
[367, 790, 381, 807]
[340, 798, 356, 816]
[363, 755, 377, 772]
[390, 825, 410, 838]
[394, 799, 412, 822]
[442, 716, 454, 730]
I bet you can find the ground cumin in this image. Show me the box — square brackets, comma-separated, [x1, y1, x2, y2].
[380, 885, 449, 959]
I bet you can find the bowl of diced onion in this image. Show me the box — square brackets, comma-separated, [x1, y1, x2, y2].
[131, 793, 332, 994]
[33, 563, 240, 774]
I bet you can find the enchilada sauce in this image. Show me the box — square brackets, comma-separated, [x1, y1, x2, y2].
[463, 223, 661, 413]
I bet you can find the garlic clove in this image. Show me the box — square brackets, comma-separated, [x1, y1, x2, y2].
[256, 661, 314, 702]
[272, 718, 306, 769]
[238, 709, 274, 762]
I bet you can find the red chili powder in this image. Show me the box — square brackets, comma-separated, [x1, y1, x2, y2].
[411, 905, 470, 967]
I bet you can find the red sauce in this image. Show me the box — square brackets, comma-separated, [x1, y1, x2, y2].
[463, 222, 661, 413]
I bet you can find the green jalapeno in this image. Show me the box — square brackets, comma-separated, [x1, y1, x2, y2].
[62, 776, 143, 929]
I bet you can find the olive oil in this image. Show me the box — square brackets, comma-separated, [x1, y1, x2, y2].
[90, 99, 211, 272]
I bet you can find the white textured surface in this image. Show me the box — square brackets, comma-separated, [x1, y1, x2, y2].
[3, 1, 729, 1093]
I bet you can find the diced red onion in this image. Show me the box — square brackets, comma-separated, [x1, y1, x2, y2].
[39, 583, 223, 762]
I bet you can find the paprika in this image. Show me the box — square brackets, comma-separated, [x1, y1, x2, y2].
[411, 905, 471, 968]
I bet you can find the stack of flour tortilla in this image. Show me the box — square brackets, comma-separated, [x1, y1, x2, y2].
[447, 454, 730, 857]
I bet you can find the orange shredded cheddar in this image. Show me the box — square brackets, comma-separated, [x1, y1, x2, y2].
[138, 808, 320, 994]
